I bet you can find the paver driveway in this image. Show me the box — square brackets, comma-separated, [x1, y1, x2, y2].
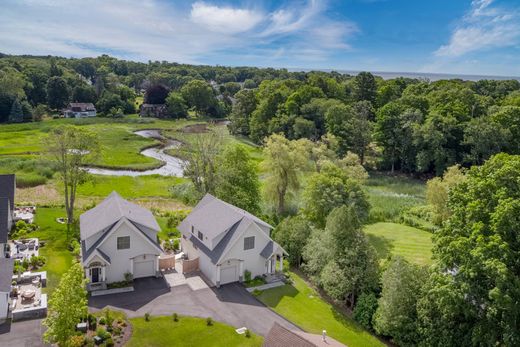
[89, 276, 299, 336]
[0, 319, 46, 347]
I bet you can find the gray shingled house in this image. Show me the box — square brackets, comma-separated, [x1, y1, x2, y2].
[178, 194, 287, 287]
[80, 192, 163, 290]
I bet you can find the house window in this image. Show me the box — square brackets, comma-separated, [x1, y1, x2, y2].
[191, 225, 194, 234]
[198, 231, 204, 240]
[117, 236, 130, 250]
[244, 236, 255, 250]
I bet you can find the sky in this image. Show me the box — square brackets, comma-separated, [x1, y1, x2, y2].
[1, 0, 520, 76]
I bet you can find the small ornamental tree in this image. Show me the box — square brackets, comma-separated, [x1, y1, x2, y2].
[43, 262, 88, 345]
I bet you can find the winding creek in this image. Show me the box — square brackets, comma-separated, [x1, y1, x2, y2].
[85, 130, 186, 177]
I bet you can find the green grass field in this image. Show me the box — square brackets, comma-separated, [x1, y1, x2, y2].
[32, 207, 74, 293]
[126, 316, 263, 347]
[256, 271, 385, 347]
[78, 175, 186, 198]
[364, 222, 433, 266]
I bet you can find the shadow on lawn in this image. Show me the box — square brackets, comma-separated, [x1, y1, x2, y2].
[366, 234, 394, 262]
[257, 283, 299, 308]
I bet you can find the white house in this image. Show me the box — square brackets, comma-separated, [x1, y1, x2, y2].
[178, 194, 287, 287]
[80, 192, 162, 290]
[0, 258, 14, 323]
[64, 103, 97, 118]
[0, 174, 15, 258]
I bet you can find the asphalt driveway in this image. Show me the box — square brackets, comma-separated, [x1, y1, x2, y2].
[0, 319, 46, 347]
[89, 276, 299, 336]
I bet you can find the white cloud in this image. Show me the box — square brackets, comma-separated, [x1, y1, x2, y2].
[0, 0, 356, 66]
[190, 2, 264, 34]
[435, 0, 520, 57]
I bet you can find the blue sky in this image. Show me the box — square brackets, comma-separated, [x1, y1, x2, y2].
[1, 0, 520, 76]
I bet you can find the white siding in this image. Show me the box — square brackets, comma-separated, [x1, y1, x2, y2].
[219, 223, 271, 279]
[198, 252, 216, 285]
[181, 236, 199, 259]
[97, 221, 160, 283]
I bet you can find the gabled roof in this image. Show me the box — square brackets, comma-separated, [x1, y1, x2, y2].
[0, 258, 14, 292]
[80, 191, 160, 240]
[0, 174, 15, 211]
[178, 194, 272, 243]
[68, 103, 96, 111]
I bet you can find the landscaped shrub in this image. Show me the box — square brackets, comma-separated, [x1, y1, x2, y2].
[96, 327, 110, 340]
[105, 337, 114, 347]
[124, 272, 133, 282]
[170, 182, 201, 205]
[206, 317, 213, 326]
[104, 309, 114, 327]
[245, 329, 251, 338]
[113, 326, 122, 336]
[88, 314, 97, 330]
[173, 239, 180, 250]
[84, 336, 95, 347]
[144, 312, 150, 321]
[244, 270, 252, 282]
[353, 292, 378, 331]
[67, 335, 85, 347]
[99, 317, 106, 325]
[172, 313, 179, 322]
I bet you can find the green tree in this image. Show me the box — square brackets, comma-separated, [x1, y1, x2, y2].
[425, 165, 466, 225]
[304, 205, 379, 308]
[46, 76, 70, 110]
[463, 116, 509, 165]
[45, 126, 99, 234]
[228, 89, 257, 135]
[215, 144, 260, 214]
[373, 257, 427, 347]
[353, 292, 378, 331]
[72, 84, 97, 103]
[262, 134, 310, 215]
[8, 99, 23, 123]
[302, 161, 370, 228]
[491, 106, 520, 154]
[353, 72, 377, 104]
[43, 262, 87, 346]
[418, 154, 520, 346]
[165, 91, 188, 119]
[273, 215, 312, 267]
[183, 128, 223, 194]
[180, 80, 216, 116]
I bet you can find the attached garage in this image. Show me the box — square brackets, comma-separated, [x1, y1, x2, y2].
[133, 259, 155, 278]
[220, 265, 238, 285]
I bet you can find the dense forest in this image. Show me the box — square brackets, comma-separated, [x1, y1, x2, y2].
[1, 53, 520, 176]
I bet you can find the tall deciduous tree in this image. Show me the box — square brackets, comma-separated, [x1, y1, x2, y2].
[43, 262, 87, 346]
[303, 205, 379, 308]
[353, 71, 377, 104]
[273, 215, 312, 267]
[262, 134, 309, 215]
[302, 161, 370, 228]
[165, 91, 188, 119]
[183, 128, 223, 195]
[215, 144, 260, 214]
[181, 80, 216, 116]
[228, 89, 257, 136]
[46, 126, 99, 233]
[46, 76, 70, 111]
[373, 256, 427, 347]
[418, 154, 520, 346]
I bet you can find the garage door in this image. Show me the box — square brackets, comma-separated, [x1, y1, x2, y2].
[220, 265, 238, 285]
[134, 260, 155, 278]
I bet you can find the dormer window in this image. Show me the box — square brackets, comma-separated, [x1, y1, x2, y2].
[198, 231, 203, 240]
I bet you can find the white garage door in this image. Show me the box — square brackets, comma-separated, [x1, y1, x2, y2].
[134, 260, 155, 278]
[220, 265, 238, 285]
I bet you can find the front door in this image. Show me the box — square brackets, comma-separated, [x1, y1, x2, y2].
[91, 268, 100, 283]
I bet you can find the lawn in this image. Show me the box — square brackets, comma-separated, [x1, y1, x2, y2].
[32, 207, 74, 293]
[126, 316, 263, 347]
[364, 222, 433, 266]
[256, 271, 385, 347]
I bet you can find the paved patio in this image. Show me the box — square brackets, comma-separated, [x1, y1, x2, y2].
[162, 262, 209, 291]
[89, 276, 300, 336]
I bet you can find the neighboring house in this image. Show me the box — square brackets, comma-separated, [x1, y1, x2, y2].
[0, 258, 14, 323]
[263, 323, 346, 347]
[139, 104, 168, 118]
[178, 194, 287, 287]
[64, 103, 97, 118]
[80, 192, 163, 290]
[0, 174, 15, 258]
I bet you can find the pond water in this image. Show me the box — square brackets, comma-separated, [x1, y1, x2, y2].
[85, 130, 185, 177]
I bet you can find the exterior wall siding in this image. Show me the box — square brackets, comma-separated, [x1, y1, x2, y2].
[97, 221, 160, 283]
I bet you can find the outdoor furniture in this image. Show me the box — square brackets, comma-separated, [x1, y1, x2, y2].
[28, 243, 35, 251]
[21, 289, 36, 301]
[32, 277, 40, 286]
[18, 244, 28, 252]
